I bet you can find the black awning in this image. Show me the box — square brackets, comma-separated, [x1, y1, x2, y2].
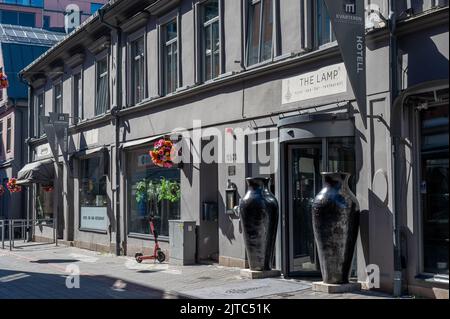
[16, 159, 55, 186]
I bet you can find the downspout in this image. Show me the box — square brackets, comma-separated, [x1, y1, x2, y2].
[19, 74, 33, 242]
[99, 8, 123, 256]
[388, 0, 403, 297]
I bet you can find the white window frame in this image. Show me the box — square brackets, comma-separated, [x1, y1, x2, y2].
[94, 51, 110, 116]
[72, 67, 84, 125]
[127, 28, 147, 106]
[313, 0, 336, 49]
[6, 116, 12, 154]
[244, 0, 276, 68]
[53, 80, 63, 114]
[196, 0, 223, 83]
[158, 9, 181, 96]
[35, 89, 45, 137]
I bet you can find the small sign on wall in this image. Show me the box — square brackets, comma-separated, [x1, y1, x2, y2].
[282, 63, 348, 105]
[80, 207, 108, 231]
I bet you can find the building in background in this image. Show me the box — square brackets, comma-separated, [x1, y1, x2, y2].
[0, 24, 64, 220]
[0, 0, 108, 33]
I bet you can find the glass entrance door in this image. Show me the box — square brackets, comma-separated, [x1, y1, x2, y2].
[289, 143, 323, 273]
[288, 137, 356, 275]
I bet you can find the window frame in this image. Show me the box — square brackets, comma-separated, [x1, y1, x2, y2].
[94, 51, 110, 117]
[35, 89, 45, 138]
[0, 120, 3, 158]
[197, 0, 223, 83]
[6, 116, 11, 154]
[313, 0, 336, 49]
[158, 10, 181, 96]
[53, 80, 63, 114]
[127, 28, 147, 106]
[72, 67, 84, 125]
[244, 0, 276, 68]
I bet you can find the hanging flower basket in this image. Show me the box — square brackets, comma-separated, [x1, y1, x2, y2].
[0, 185, 5, 197]
[0, 72, 9, 89]
[7, 178, 22, 193]
[150, 139, 175, 168]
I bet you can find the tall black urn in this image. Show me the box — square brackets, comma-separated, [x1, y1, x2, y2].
[240, 177, 279, 271]
[312, 173, 360, 284]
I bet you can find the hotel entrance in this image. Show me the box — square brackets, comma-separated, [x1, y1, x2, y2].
[279, 114, 357, 277]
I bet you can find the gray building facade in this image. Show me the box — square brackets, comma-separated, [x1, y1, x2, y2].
[20, 0, 448, 298]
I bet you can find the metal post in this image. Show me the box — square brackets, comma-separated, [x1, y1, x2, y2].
[22, 220, 26, 243]
[53, 219, 57, 246]
[9, 220, 12, 251]
[1, 221, 4, 250]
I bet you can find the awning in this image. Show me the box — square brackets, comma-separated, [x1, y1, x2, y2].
[16, 159, 55, 186]
[72, 146, 108, 158]
[121, 135, 164, 150]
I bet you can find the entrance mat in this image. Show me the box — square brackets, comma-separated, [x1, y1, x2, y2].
[181, 279, 312, 299]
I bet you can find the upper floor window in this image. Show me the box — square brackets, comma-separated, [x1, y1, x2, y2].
[0, 0, 43, 7]
[131, 36, 145, 105]
[163, 20, 178, 95]
[0, 67, 3, 101]
[95, 56, 109, 116]
[6, 117, 11, 153]
[90, 3, 104, 15]
[0, 120, 3, 157]
[0, 10, 36, 27]
[53, 82, 63, 114]
[201, 0, 220, 82]
[36, 92, 44, 137]
[73, 72, 83, 124]
[246, 0, 273, 66]
[315, 0, 335, 47]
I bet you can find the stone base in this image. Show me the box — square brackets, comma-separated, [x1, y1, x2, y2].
[240, 269, 282, 280]
[313, 282, 362, 294]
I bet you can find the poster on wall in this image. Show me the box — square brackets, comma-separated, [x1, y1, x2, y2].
[323, 0, 367, 112]
[80, 207, 108, 231]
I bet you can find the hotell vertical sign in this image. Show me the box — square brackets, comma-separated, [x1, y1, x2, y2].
[324, 0, 366, 112]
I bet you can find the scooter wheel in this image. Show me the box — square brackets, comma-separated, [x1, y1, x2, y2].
[135, 253, 143, 263]
[157, 251, 166, 263]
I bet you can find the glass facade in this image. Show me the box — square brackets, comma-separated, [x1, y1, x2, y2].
[0, 0, 44, 7]
[420, 105, 449, 275]
[0, 9, 35, 27]
[127, 147, 180, 238]
[36, 185, 54, 220]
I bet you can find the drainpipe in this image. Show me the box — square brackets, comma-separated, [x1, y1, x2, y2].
[19, 75, 34, 242]
[388, 0, 403, 297]
[99, 8, 123, 256]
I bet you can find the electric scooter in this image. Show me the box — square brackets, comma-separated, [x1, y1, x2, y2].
[135, 216, 166, 264]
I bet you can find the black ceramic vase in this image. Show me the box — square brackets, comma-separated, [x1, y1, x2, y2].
[312, 173, 360, 284]
[240, 178, 279, 271]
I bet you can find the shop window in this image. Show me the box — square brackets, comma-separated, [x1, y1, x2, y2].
[36, 185, 54, 220]
[246, 0, 273, 66]
[130, 36, 146, 105]
[163, 20, 178, 95]
[35, 92, 44, 137]
[201, 0, 220, 81]
[95, 56, 109, 116]
[315, 0, 336, 47]
[79, 156, 108, 232]
[420, 105, 449, 275]
[53, 82, 63, 114]
[127, 148, 181, 238]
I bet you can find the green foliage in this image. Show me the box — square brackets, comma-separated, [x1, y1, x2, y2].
[135, 178, 181, 204]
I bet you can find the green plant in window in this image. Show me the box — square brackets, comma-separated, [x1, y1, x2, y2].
[158, 178, 181, 203]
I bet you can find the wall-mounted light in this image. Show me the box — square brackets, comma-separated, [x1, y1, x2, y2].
[226, 180, 238, 216]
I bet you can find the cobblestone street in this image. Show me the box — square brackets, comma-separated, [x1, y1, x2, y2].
[0, 243, 392, 299]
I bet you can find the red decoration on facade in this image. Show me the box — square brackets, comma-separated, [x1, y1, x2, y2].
[0, 72, 9, 89]
[0, 185, 5, 197]
[7, 178, 22, 193]
[150, 139, 175, 168]
[43, 186, 54, 193]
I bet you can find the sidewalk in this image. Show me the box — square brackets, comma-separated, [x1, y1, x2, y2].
[0, 242, 392, 299]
